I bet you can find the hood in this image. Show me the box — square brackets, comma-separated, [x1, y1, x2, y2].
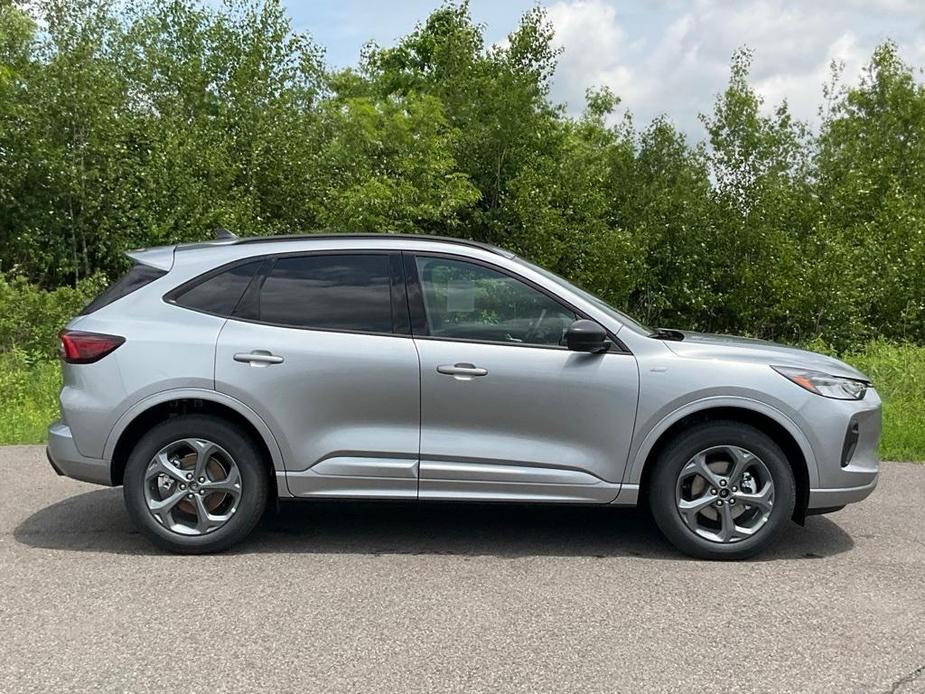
[661, 331, 870, 382]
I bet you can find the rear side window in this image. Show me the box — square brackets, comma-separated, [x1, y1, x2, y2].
[81, 264, 166, 315]
[257, 254, 392, 333]
[172, 260, 263, 316]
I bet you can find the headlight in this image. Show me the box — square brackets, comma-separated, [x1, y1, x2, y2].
[772, 366, 868, 400]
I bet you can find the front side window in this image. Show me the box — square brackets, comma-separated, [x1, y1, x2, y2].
[257, 254, 392, 333]
[414, 256, 576, 346]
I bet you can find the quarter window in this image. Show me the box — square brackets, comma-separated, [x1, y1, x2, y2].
[81, 263, 166, 315]
[258, 254, 393, 333]
[414, 256, 576, 346]
[172, 260, 262, 316]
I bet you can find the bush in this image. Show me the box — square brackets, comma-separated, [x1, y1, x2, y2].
[0, 274, 106, 359]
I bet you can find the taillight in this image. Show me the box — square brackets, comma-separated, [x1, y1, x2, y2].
[58, 330, 125, 364]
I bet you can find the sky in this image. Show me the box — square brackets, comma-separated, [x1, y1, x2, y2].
[283, 0, 925, 138]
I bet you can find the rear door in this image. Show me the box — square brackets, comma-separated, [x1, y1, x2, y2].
[407, 253, 639, 503]
[212, 252, 421, 498]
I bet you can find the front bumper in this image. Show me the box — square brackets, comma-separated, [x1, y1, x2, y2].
[46, 420, 113, 486]
[801, 389, 881, 510]
[808, 475, 879, 508]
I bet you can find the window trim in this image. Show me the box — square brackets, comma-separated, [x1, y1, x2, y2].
[403, 251, 631, 354]
[164, 250, 409, 339]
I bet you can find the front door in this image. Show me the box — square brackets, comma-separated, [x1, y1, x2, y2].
[407, 253, 639, 503]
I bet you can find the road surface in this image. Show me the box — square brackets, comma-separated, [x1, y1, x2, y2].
[1, 446, 923, 693]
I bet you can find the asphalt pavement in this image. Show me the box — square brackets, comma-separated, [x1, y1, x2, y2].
[1, 445, 923, 693]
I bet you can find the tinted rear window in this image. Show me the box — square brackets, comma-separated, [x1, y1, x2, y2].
[172, 260, 262, 316]
[81, 264, 166, 315]
[258, 254, 392, 332]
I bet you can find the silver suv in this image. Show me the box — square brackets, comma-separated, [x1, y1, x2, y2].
[46, 233, 881, 558]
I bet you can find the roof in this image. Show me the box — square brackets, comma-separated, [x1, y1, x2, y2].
[174, 232, 516, 259]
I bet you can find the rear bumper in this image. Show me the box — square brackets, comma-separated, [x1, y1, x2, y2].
[46, 420, 113, 486]
[808, 475, 878, 509]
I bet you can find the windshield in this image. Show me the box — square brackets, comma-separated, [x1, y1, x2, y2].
[513, 258, 651, 334]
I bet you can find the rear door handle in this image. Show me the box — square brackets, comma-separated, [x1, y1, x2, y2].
[233, 351, 284, 366]
[437, 363, 488, 378]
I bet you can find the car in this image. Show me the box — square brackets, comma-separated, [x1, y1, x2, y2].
[46, 232, 881, 558]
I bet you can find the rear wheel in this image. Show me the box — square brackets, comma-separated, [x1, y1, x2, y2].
[123, 415, 268, 554]
[648, 421, 796, 560]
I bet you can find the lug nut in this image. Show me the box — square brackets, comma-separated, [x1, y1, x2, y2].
[186, 493, 193, 499]
[716, 500, 724, 506]
[186, 473, 193, 480]
[179, 484, 186, 490]
[198, 477, 205, 483]
[710, 488, 717, 495]
[199, 489, 205, 495]
[729, 499, 736, 505]
[732, 486, 738, 492]
[719, 479, 727, 487]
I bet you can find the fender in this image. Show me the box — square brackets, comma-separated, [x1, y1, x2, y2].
[614, 395, 819, 504]
[103, 387, 286, 477]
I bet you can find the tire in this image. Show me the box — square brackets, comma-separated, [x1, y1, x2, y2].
[123, 414, 268, 554]
[648, 421, 796, 560]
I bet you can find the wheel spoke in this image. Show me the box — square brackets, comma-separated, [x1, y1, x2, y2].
[735, 482, 774, 512]
[678, 493, 717, 524]
[192, 494, 220, 533]
[149, 488, 186, 513]
[189, 439, 220, 479]
[726, 446, 754, 487]
[718, 503, 737, 542]
[682, 452, 722, 488]
[146, 452, 188, 483]
[202, 465, 241, 494]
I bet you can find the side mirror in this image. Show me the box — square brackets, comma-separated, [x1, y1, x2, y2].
[565, 319, 611, 353]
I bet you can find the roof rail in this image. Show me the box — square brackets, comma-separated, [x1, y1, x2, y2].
[179, 233, 515, 258]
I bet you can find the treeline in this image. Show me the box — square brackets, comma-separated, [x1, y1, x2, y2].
[1, 0, 924, 349]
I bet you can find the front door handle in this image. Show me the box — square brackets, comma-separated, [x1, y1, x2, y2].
[437, 363, 488, 378]
[233, 351, 284, 366]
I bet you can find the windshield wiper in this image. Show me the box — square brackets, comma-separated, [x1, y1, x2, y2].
[650, 328, 685, 341]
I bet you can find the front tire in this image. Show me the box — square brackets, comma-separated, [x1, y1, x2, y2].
[648, 421, 796, 560]
[123, 415, 268, 554]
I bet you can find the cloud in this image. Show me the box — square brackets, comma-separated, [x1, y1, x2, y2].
[544, 0, 925, 138]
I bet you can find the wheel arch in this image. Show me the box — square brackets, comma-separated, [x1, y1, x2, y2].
[105, 389, 286, 497]
[630, 399, 816, 521]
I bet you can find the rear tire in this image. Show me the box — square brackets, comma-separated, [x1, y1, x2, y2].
[123, 415, 268, 554]
[648, 421, 796, 560]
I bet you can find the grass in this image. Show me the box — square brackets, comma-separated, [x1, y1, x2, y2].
[840, 341, 925, 462]
[1, 341, 922, 460]
[0, 350, 63, 445]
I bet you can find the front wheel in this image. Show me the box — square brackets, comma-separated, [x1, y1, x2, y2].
[123, 415, 268, 554]
[648, 421, 796, 560]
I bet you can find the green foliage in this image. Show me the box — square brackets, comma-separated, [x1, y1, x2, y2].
[840, 342, 925, 461]
[0, 350, 62, 445]
[0, 274, 105, 357]
[0, 1, 923, 456]
[0, 0, 925, 352]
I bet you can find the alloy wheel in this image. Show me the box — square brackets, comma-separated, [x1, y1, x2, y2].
[143, 438, 242, 536]
[674, 445, 775, 544]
